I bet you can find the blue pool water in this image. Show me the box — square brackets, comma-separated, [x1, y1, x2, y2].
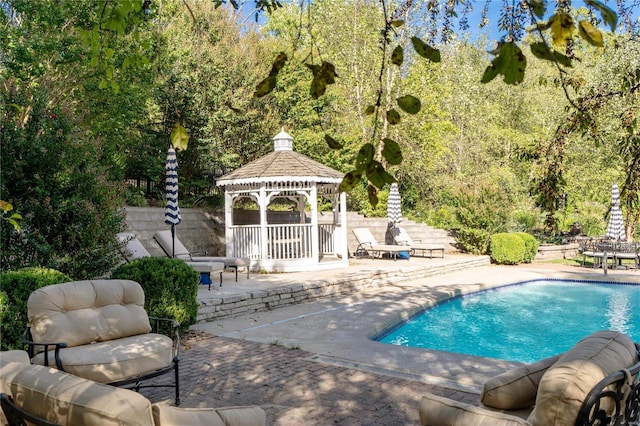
[376, 280, 640, 363]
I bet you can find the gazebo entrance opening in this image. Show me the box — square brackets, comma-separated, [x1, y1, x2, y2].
[216, 130, 349, 273]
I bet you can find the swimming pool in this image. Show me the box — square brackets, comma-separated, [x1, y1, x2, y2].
[375, 279, 640, 363]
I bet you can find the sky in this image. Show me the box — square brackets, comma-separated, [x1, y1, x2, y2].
[237, 0, 639, 42]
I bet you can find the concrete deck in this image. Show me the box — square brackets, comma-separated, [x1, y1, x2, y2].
[147, 257, 639, 424]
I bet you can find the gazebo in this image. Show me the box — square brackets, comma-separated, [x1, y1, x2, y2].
[215, 129, 349, 273]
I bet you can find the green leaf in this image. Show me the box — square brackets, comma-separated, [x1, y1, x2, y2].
[355, 143, 374, 171]
[99, 77, 108, 89]
[254, 75, 277, 97]
[338, 171, 361, 192]
[321, 61, 338, 84]
[310, 75, 327, 98]
[391, 46, 404, 66]
[481, 42, 526, 85]
[549, 12, 574, 46]
[391, 20, 404, 28]
[269, 52, 288, 76]
[584, 0, 618, 31]
[578, 20, 604, 47]
[364, 105, 375, 115]
[381, 138, 402, 165]
[529, 0, 546, 19]
[366, 161, 394, 188]
[411, 37, 441, 63]
[306, 62, 338, 99]
[170, 123, 189, 151]
[397, 95, 421, 114]
[367, 184, 378, 207]
[387, 109, 401, 125]
[530, 42, 573, 67]
[324, 134, 343, 150]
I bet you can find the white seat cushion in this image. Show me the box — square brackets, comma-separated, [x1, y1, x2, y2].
[481, 353, 561, 410]
[31, 333, 174, 383]
[152, 404, 266, 426]
[419, 393, 531, 426]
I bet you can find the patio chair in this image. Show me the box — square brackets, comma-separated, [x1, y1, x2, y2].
[393, 227, 445, 258]
[613, 241, 640, 269]
[153, 230, 250, 281]
[117, 232, 225, 289]
[352, 227, 410, 260]
[580, 241, 616, 269]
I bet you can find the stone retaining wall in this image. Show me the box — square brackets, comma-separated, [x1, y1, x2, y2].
[197, 256, 489, 322]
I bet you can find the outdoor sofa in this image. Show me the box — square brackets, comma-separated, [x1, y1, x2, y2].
[0, 349, 266, 426]
[419, 330, 640, 426]
[154, 230, 251, 281]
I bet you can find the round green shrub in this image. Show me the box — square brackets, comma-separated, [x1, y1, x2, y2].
[110, 257, 199, 330]
[0, 268, 72, 351]
[455, 228, 491, 255]
[490, 233, 526, 265]
[514, 232, 539, 263]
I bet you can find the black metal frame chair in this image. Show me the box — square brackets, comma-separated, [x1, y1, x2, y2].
[576, 343, 640, 426]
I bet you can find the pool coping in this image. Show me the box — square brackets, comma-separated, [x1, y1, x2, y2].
[191, 264, 640, 394]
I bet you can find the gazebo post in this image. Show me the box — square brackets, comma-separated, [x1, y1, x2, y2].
[223, 191, 234, 257]
[259, 184, 268, 261]
[310, 186, 319, 261]
[339, 191, 348, 259]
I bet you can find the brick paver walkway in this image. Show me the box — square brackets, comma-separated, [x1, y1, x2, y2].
[144, 332, 479, 425]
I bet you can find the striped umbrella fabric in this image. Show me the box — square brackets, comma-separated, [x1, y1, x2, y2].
[164, 146, 181, 256]
[387, 183, 402, 225]
[605, 183, 625, 240]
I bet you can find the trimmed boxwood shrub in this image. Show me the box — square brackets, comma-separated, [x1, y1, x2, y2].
[111, 257, 199, 330]
[0, 268, 72, 351]
[490, 233, 526, 265]
[514, 232, 539, 263]
[455, 228, 491, 255]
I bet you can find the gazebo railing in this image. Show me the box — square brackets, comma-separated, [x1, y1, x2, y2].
[229, 225, 262, 260]
[228, 223, 339, 260]
[319, 224, 336, 255]
[267, 224, 311, 259]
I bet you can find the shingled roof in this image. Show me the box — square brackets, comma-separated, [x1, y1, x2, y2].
[216, 130, 344, 186]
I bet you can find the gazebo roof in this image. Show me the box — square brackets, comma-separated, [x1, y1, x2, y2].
[216, 130, 344, 187]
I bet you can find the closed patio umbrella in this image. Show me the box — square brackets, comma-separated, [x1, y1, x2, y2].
[164, 145, 181, 257]
[386, 183, 402, 244]
[387, 183, 402, 225]
[605, 183, 625, 241]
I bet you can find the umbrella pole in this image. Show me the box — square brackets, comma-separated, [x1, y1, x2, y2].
[171, 224, 175, 258]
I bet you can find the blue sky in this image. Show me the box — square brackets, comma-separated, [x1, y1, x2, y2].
[239, 0, 638, 41]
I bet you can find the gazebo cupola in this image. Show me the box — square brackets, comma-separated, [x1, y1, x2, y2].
[215, 129, 349, 273]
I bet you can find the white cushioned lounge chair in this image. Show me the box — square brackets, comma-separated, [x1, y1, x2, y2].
[352, 227, 410, 260]
[153, 230, 250, 281]
[393, 226, 445, 258]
